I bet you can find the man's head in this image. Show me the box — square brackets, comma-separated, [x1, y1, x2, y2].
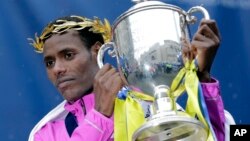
[29, 15, 111, 102]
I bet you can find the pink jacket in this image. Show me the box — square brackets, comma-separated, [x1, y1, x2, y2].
[34, 94, 114, 141]
[31, 80, 225, 141]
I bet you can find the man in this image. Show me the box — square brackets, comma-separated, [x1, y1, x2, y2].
[28, 15, 226, 141]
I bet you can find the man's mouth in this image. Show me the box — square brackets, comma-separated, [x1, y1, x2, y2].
[55, 77, 75, 90]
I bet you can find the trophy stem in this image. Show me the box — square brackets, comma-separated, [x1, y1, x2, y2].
[152, 85, 176, 116]
[133, 86, 208, 141]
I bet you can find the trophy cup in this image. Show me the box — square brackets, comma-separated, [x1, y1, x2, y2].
[98, 0, 211, 140]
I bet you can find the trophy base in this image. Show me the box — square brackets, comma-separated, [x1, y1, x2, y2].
[132, 114, 207, 141]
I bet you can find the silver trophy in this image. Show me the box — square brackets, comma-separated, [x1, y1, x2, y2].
[98, 0, 210, 140]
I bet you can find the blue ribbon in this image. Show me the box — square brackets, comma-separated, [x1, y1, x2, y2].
[117, 87, 129, 100]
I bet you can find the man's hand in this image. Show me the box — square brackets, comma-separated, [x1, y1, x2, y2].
[93, 64, 124, 117]
[182, 19, 221, 82]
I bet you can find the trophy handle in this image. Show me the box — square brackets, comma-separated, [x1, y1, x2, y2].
[187, 6, 210, 24]
[97, 42, 116, 68]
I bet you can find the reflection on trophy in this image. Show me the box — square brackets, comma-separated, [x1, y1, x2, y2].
[98, 0, 212, 140]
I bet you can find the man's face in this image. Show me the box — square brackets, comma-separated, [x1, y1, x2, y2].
[43, 30, 99, 102]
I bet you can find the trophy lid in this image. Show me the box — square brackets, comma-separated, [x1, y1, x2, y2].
[113, 0, 186, 31]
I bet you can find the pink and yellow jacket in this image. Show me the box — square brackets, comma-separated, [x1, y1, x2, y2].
[29, 80, 231, 141]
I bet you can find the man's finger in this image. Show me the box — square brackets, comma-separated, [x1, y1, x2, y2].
[95, 64, 112, 79]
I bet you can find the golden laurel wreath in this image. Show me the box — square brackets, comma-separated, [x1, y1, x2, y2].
[28, 15, 111, 53]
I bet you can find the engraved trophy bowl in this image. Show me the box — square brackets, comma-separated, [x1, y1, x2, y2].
[97, 0, 210, 140]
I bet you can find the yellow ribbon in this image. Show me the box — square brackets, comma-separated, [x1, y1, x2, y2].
[114, 92, 151, 141]
[173, 60, 214, 141]
[184, 61, 215, 141]
[114, 60, 215, 141]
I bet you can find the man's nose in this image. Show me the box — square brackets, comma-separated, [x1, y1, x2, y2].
[53, 61, 66, 77]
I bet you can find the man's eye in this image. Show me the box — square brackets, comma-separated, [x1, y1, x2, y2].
[65, 52, 74, 60]
[45, 60, 55, 68]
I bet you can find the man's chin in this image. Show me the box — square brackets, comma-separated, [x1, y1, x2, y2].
[61, 90, 74, 102]
[59, 87, 93, 102]
[63, 95, 78, 103]
[61, 91, 81, 103]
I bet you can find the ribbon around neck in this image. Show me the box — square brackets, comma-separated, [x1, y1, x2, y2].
[114, 60, 216, 141]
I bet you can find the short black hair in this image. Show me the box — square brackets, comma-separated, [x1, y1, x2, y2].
[44, 16, 105, 50]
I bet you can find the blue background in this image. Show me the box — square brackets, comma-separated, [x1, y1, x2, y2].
[0, 0, 249, 140]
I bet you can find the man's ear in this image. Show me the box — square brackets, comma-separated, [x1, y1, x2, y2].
[90, 41, 102, 62]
